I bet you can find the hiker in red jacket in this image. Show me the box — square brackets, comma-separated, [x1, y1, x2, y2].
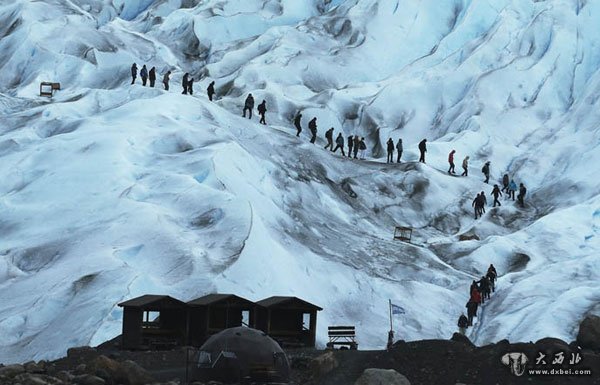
[448, 150, 456, 174]
[470, 287, 482, 305]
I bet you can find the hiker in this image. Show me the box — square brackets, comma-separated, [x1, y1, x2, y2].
[458, 313, 469, 335]
[471, 285, 482, 306]
[517, 183, 527, 207]
[130, 63, 137, 84]
[333, 133, 345, 156]
[487, 264, 497, 292]
[359, 137, 367, 159]
[182, 73, 189, 94]
[466, 300, 478, 326]
[472, 193, 483, 219]
[187, 77, 194, 95]
[482, 161, 491, 183]
[294, 113, 302, 137]
[418, 139, 427, 163]
[448, 150, 456, 174]
[479, 191, 487, 214]
[258, 100, 267, 125]
[501, 174, 509, 193]
[508, 179, 517, 200]
[478, 275, 491, 302]
[309, 118, 317, 143]
[347, 135, 354, 157]
[207, 81, 215, 101]
[491, 184, 502, 207]
[470, 280, 479, 297]
[396, 138, 403, 163]
[162, 71, 171, 90]
[148, 67, 156, 87]
[140, 64, 148, 86]
[353, 136, 360, 159]
[386, 138, 394, 163]
[243, 93, 254, 119]
[462, 156, 469, 176]
[324, 128, 334, 151]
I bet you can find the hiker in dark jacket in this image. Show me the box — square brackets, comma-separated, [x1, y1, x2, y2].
[461, 156, 469, 176]
[479, 191, 487, 213]
[333, 133, 345, 156]
[148, 67, 156, 87]
[207, 81, 215, 101]
[501, 174, 509, 193]
[324, 128, 334, 151]
[187, 78, 194, 95]
[347, 135, 354, 157]
[140, 65, 148, 86]
[359, 138, 367, 159]
[396, 138, 403, 163]
[258, 100, 267, 124]
[518, 183, 527, 207]
[466, 300, 477, 326]
[131, 63, 137, 84]
[482, 161, 491, 183]
[182, 73, 189, 94]
[508, 179, 517, 200]
[418, 139, 427, 163]
[243, 94, 254, 119]
[478, 275, 491, 302]
[491, 184, 502, 207]
[487, 264, 498, 292]
[472, 193, 483, 219]
[448, 150, 456, 174]
[386, 138, 394, 163]
[162, 71, 171, 90]
[309, 118, 317, 143]
[294, 113, 302, 137]
[353, 135, 360, 159]
[458, 314, 469, 335]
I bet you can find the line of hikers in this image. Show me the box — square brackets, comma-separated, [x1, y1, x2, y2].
[472, 176, 527, 218]
[457, 264, 498, 334]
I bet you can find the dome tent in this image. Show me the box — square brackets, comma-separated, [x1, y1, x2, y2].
[191, 326, 290, 383]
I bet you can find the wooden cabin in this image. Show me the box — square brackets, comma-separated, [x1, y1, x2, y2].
[118, 295, 187, 350]
[255, 296, 322, 348]
[187, 294, 257, 346]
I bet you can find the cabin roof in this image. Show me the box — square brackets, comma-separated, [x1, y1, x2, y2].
[187, 293, 256, 307]
[256, 296, 323, 311]
[118, 295, 186, 308]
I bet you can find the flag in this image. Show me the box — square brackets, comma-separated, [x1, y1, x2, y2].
[391, 302, 406, 315]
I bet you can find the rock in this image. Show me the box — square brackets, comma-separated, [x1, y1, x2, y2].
[25, 361, 45, 374]
[75, 364, 87, 375]
[458, 233, 479, 241]
[0, 364, 25, 377]
[355, 368, 411, 385]
[94, 368, 112, 385]
[310, 351, 338, 378]
[55, 370, 74, 383]
[120, 360, 155, 385]
[576, 315, 600, 351]
[535, 337, 570, 351]
[13, 373, 56, 385]
[67, 346, 98, 361]
[74, 374, 106, 385]
[450, 333, 475, 347]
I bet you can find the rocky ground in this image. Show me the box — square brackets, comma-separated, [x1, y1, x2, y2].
[1, 316, 598, 385]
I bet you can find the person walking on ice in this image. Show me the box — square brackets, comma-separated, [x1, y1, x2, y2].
[140, 64, 148, 86]
[243, 93, 254, 119]
[501, 173, 509, 193]
[149, 67, 156, 87]
[294, 113, 302, 137]
[396, 138, 403, 163]
[353, 135, 360, 159]
[482, 161, 491, 184]
[508, 179, 517, 200]
[130, 63, 137, 84]
[418, 139, 427, 163]
[162, 70, 171, 90]
[491, 184, 502, 207]
[324, 127, 334, 151]
[518, 183, 527, 207]
[461, 156, 469, 176]
[207, 81, 215, 101]
[358, 137, 367, 159]
[187, 77, 194, 95]
[181, 73, 189, 94]
[309, 117, 317, 144]
[458, 313, 469, 335]
[448, 149, 456, 174]
[257, 100, 267, 125]
[347, 135, 354, 157]
[386, 138, 394, 163]
[333, 133, 345, 156]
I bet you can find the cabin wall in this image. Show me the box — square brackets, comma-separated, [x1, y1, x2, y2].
[122, 308, 143, 349]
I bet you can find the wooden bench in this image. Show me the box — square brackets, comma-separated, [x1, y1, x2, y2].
[326, 326, 358, 350]
[39, 82, 61, 97]
[394, 226, 412, 242]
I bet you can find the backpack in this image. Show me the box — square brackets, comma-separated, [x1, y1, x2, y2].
[359, 141, 366, 150]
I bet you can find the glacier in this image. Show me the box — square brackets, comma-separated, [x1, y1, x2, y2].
[0, 0, 599, 363]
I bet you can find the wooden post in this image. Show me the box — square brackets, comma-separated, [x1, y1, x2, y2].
[309, 310, 317, 347]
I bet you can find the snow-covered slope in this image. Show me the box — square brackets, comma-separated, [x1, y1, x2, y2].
[1, 0, 599, 363]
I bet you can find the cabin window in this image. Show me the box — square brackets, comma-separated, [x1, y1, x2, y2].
[302, 313, 311, 330]
[142, 311, 160, 328]
[242, 310, 250, 327]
